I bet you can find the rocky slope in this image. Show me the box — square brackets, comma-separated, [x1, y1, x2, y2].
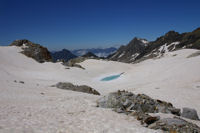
[51, 49, 77, 62]
[10, 39, 52, 63]
[97, 90, 200, 133]
[108, 38, 149, 62]
[109, 27, 200, 63]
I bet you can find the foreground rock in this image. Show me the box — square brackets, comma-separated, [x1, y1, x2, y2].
[97, 90, 200, 132]
[64, 57, 86, 69]
[82, 52, 99, 58]
[149, 117, 200, 133]
[97, 90, 180, 115]
[10, 39, 52, 63]
[53, 82, 100, 95]
[181, 107, 200, 120]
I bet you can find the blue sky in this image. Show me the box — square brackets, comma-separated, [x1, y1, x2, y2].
[0, 0, 200, 50]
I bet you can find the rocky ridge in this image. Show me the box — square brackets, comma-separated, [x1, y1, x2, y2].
[97, 90, 200, 132]
[10, 39, 52, 63]
[108, 27, 200, 63]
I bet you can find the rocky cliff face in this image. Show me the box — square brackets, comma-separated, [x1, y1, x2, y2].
[108, 38, 149, 63]
[10, 39, 52, 63]
[108, 27, 200, 63]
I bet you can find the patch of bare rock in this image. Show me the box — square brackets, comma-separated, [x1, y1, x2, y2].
[52, 82, 100, 95]
[97, 90, 200, 133]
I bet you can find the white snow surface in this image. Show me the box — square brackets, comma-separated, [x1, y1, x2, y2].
[140, 39, 149, 44]
[1, 46, 200, 133]
[118, 52, 125, 58]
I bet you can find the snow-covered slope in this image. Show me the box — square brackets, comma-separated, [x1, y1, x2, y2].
[0, 46, 200, 133]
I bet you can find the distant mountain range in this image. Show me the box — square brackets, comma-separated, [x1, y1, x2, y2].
[50, 47, 117, 62]
[108, 27, 200, 63]
[72, 47, 117, 57]
[10, 27, 200, 64]
[51, 49, 77, 62]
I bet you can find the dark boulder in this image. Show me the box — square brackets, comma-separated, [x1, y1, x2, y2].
[181, 107, 199, 120]
[149, 117, 200, 133]
[144, 116, 160, 125]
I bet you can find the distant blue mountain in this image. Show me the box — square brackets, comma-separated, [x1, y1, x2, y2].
[51, 49, 77, 62]
[72, 47, 117, 57]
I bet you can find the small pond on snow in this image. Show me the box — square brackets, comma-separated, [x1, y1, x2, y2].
[100, 72, 124, 81]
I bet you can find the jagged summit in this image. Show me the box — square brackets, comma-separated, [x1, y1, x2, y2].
[108, 37, 149, 62]
[10, 39, 52, 63]
[108, 27, 200, 63]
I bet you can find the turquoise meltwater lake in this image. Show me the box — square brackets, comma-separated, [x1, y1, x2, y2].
[100, 74, 121, 81]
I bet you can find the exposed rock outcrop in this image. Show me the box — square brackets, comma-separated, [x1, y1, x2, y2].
[63, 57, 86, 69]
[64, 52, 100, 69]
[108, 38, 148, 63]
[53, 82, 100, 95]
[97, 90, 180, 115]
[10, 39, 52, 63]
[97, 90, 200, 132]
[149, 117, 200, 133]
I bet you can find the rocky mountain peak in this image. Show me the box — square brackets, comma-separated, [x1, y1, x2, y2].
[165, 30, 179, 37]
[10, 39, 31, 46]
[10, 39, 52, 63]
[108, 27, 200, 63]
[108, 37, 148, 62]
[61, 49, 71, 52]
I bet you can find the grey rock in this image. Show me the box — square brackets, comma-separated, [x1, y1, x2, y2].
[169, 108, 181, 116]
[150, 117, 200, 133]
[122, 99, 132, 108]
[144, 116, 160, 125]
[181, 107, 199, 120]
[19, 81, 24, 84]
[187, 51, 200, 58]
[113, 108, 125, 113]
[97, 90, 200, 132]
[97, 90, 177, 114]
[64, 57, 86, 69]
[97, 93, 122, 108]
[54, 82, 100, 95]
